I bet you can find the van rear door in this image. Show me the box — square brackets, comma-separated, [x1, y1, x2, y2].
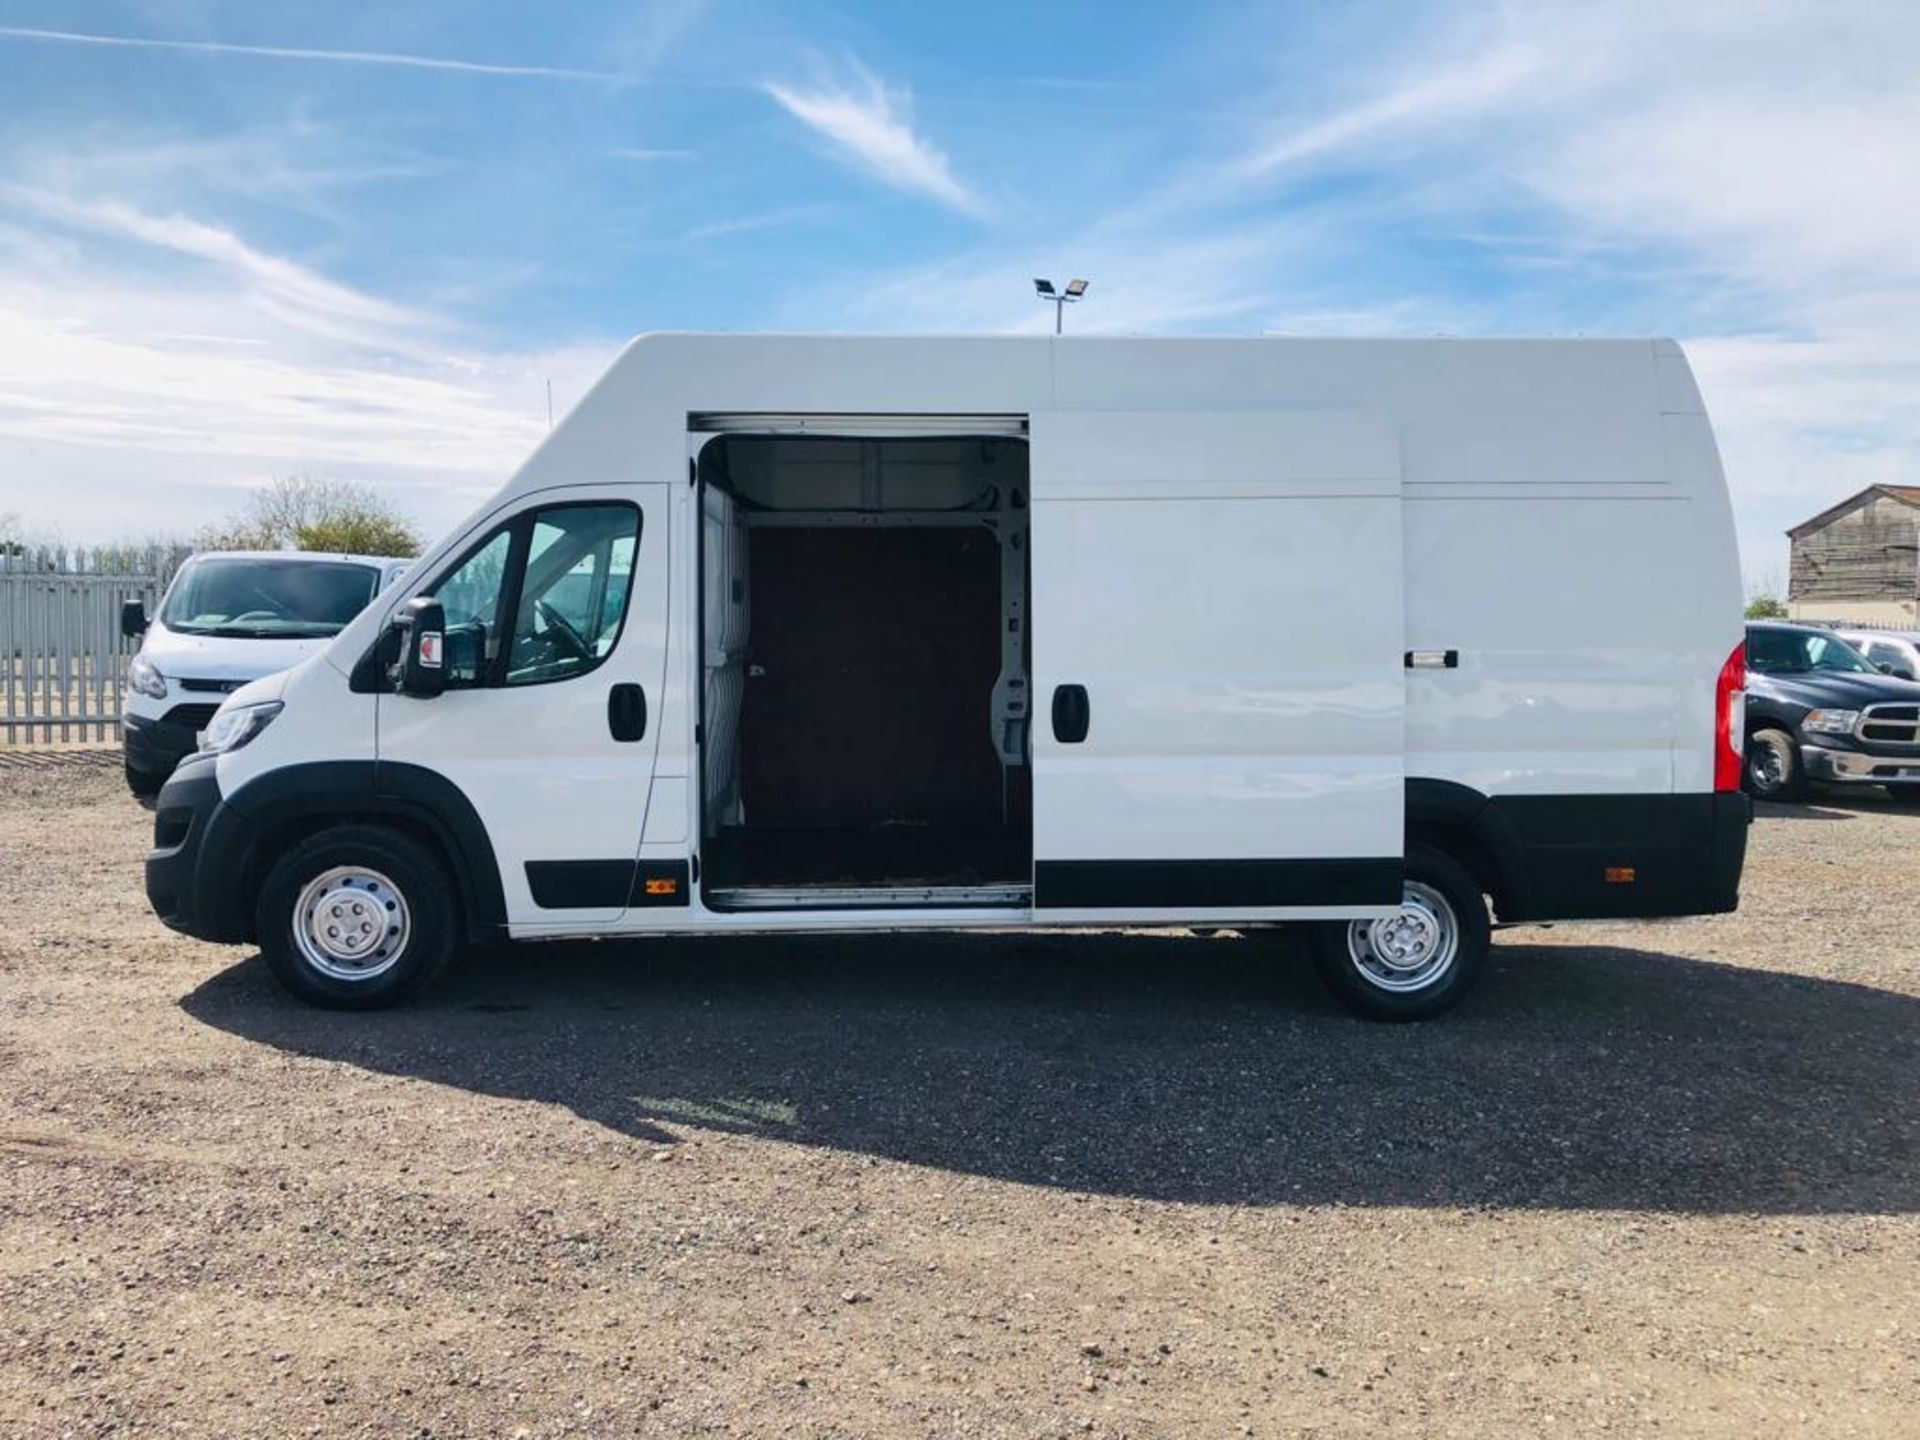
[1029, 411, 1404, 919]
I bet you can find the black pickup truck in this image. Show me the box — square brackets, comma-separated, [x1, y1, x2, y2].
[1744, 622, 1920, 800]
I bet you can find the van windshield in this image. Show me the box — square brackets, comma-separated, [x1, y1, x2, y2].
[1746, 628, 1877, 676]
[161, 559, 382, 638]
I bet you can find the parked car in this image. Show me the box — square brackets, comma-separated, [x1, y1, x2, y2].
[121, 551, 413, 798]
[1836, 628, 1920, 682]
[1744, 621, 1920, 799]
[143, 334, 1749, 1021]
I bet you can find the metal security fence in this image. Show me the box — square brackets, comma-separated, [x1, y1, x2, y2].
[1, 546, 191, 745]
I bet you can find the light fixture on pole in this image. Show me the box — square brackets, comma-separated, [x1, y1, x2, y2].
[1034, 277, 1089, 334]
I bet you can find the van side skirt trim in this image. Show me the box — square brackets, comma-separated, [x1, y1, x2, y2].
[1034, 858, 1402, 909]
[525, 859, 692, 909]
[526, 860, 632, 909]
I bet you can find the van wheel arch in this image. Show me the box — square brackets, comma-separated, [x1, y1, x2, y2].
[221, 762, 507, 947]
[243, 809, 478, 943]
[1404, 777, 1513, 919]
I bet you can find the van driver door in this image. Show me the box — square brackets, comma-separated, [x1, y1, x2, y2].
[1028, 411, 1405, 922]
[379, 484, 672, 927]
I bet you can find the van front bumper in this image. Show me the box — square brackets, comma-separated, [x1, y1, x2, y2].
[124, 712, 201, 785]
[145, 756, 252, 944]
[1800, 743, 1920, 784]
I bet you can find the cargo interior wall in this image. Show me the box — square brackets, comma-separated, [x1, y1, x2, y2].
[697, 432, 1030, 902]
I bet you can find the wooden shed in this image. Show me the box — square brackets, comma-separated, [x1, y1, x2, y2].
[1786, 485, 1920, 625]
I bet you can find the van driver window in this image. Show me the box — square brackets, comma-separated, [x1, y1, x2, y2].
[432, 529, 512, 687]
[504, 505, 641, 686]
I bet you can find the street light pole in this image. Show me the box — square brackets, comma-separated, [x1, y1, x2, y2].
[1033, 278, 1090, 334]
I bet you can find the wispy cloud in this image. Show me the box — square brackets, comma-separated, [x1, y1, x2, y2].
[682, 206, 823, 243]
[1238, 45, 1540, 176]
[612, 147, 694, 162]
[3, 187, 428, 348]
[765, 62, 984, 217]
[0, 24, 625, 82]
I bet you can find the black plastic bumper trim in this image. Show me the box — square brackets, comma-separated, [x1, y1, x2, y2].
[1478, 790, 1748, 921]
[123, 712, 199, 776]
[525, 859, 692, 909]
[1034, 857, 1402, 909]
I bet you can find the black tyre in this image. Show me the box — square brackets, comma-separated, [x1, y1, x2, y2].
[1309, 844, 1490, 1021]
[256, 824, 458, 1009]
[1744, 727, 1807, 801]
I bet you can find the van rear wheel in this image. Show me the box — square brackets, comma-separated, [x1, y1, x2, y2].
[257, 825, 456, 1009]
[1310, 845, 1489, 1021]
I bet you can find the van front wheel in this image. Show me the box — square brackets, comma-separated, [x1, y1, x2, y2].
[257, 825, 457, 1009]
[1310, 845, 1489, 1021]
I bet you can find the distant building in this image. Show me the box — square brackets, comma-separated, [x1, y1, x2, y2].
[1786, 485, 1920, 626]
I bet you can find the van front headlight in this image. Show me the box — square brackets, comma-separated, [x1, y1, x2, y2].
[127, 653, 167, 700]
[1801, 708, 1860, 735]
[198, 701, 284, 755]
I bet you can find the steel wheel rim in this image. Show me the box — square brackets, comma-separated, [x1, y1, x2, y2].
[1345, 880, 1459, 993]
[292, 866, 410, 982]
[1750, 737, 1787, 793]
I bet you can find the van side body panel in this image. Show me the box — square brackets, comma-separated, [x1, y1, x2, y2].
[158, 335, 1745, 943]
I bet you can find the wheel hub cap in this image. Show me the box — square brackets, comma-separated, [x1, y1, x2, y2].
[293, 866, 409, 982]
[1345, 880, 1460, 994]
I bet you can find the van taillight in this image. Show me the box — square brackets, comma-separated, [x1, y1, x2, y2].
[1714, 641, 1746, 792]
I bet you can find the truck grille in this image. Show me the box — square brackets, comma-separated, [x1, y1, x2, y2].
[160, 702, 222, 731]
[1858, 704, 1920, 745]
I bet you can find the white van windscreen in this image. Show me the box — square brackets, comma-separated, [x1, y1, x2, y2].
[160, 560, 382, 638]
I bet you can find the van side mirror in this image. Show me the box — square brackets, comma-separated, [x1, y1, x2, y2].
[120, 599, 148, 638]
[394, 597, 447, 699]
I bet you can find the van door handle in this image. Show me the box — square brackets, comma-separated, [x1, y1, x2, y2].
[1051, 684, 1090, 744]
[608, 683, 647, 742]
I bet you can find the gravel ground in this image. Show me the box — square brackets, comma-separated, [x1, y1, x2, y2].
[2, 767, 1916, 1438]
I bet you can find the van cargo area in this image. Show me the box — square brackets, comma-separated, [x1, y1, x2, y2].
[697, 432, 1032, 907]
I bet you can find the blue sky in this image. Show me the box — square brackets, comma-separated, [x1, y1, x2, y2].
[1, 1, 1916, 588]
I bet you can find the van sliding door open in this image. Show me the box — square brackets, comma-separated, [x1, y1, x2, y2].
[1029, 411, 1406, 920]
[693, 421, 1033, 910]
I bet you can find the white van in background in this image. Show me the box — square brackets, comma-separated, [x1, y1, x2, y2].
[143, 334, 1749, 1020]
[121, 550, 412, 797]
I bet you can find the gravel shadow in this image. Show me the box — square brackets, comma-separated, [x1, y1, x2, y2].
[181, 931, 1920, 1214]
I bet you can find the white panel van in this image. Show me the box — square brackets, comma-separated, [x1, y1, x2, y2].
[143, 336, 1750, 1019]
[120, 550, 414, 797]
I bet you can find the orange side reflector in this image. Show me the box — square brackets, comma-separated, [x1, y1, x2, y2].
[1604, 866, 1636, 885]
[644, 878, 677, 896]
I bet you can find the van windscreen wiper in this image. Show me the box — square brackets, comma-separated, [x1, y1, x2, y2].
[200, 623, 340, 638]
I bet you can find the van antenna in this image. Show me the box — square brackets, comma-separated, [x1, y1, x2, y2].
[546, 379, 554, 430]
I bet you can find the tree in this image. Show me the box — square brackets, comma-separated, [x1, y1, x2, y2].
[296, 508, 419, 557]
[0, 511, 22, 558]
[198, 476, 421, 557]
[1745, 593, 1788, 619]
